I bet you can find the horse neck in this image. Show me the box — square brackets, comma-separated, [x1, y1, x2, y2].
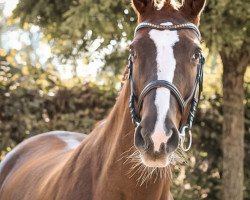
[95, 80, 135, 163]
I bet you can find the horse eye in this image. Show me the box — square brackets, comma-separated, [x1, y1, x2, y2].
[192, 52, 200, 61]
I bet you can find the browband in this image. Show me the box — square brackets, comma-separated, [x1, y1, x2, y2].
[135, 22, 201, 40]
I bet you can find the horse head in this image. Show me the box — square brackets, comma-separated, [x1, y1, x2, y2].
[129, 0, 206, 168]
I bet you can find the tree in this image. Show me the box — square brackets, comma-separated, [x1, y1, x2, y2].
[201, 1, 250, 199]
[12, 0, 134, 74]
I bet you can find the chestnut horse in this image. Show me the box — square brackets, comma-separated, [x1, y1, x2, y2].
[0, 0, 206, 199]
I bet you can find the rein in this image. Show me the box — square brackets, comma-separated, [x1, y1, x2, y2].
[128, 22, 205, 151]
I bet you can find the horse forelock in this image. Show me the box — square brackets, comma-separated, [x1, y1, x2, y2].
[154, 0, 182, 10]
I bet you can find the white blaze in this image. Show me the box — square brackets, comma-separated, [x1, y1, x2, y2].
[149, 23, 179, 152]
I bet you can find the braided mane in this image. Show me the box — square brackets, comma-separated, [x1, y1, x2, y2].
[119, 65, 129, 91]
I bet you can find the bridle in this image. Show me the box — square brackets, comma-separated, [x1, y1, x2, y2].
[128, 22, 205, 151]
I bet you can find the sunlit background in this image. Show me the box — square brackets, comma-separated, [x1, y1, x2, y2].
[1, 0, 107, 80]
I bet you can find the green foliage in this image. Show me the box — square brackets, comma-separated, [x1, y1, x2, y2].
[201, 0, 250, 56]
[12, 0, 134, 73]
[12, 0, 250, 72]
[0, 50, 117, 159]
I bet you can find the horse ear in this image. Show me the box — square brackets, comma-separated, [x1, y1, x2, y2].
[131, 0, 154, 15]
[180, 0, 206, 24]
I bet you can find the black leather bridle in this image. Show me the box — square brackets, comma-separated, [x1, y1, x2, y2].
[128, 22, 205, 151]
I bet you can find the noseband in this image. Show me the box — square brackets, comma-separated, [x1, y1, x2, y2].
[128, 22, 205, 151]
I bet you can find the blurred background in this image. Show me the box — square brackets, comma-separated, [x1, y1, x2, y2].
[0, 0, 249, 199]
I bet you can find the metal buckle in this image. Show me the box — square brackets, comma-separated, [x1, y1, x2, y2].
[179, 126, 192, 152]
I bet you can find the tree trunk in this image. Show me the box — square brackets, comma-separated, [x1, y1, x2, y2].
[221, 52, 248, 200]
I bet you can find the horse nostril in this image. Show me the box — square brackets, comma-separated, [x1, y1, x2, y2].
[159, 142, 167, 153]
[134, 125, 146, 150]
[155, 129, 173, 153]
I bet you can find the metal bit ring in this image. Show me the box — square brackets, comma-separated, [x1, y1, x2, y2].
[179, 126, 192, 152]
